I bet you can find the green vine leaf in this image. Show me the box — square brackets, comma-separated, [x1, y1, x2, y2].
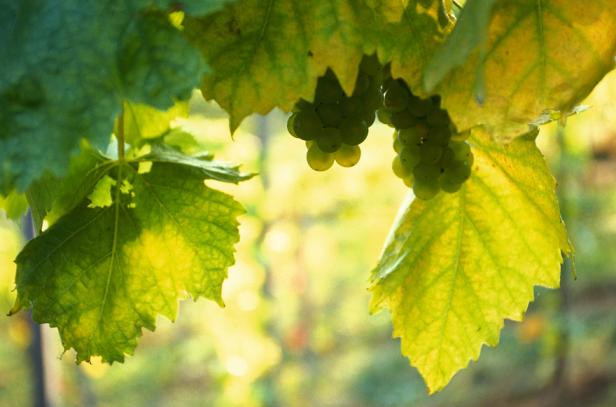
[12, 161, 245, 363]
[0, 1, 214, 193]
[434, 0, 616, 140]
[183, 0, 444, 131]
[370, 129, 571, 393]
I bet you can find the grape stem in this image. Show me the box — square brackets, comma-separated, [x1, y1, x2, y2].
[117, 108, 125, 161]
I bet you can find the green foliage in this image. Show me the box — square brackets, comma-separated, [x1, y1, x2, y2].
[2, 0, 616, 397]
[12, 157, 246, 362]
[370, 129, 571, 392]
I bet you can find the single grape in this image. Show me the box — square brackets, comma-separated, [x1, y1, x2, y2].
[439, 175, 463, 193]
[293, 98, 312, 112]
[450, 130, 470, 142]
[340, 118, 369, 145]
[390, 109, 417, 129]
[397, 124, 426, 145]
[293, 109, 322, 140]
[364, 83, 384, 110]
[429, 126, 450, 146]
[316, 127, 343, 153]
[450, 141, 472, 162]
[399, 144, 421, 170]
[383, 81, 410, 112]
[420, 141, 444, 164]
[426, 108, 450, 127]
[442, 161, 471, 184]
[439, 147, 455, 167]
[407, 96, 431, 117]
[360, 106, 376, 126]
[377, 108, 393, 126]
[393, 134, 403, 153]
[306, 143, 335, 171]
[392, 155, 410, 178]
[413, 178, 439, 200]
[335, 144, 361, 167]
[316, 103, 343, 127]
[403, 176, 414, 188]
[287, 114, 297, 137]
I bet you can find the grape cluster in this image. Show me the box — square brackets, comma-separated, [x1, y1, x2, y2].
[378, 73, 473, 200]
[287, 55, 382, 171]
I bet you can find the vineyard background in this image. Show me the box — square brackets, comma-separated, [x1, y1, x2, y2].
[1, 70, 616, 406]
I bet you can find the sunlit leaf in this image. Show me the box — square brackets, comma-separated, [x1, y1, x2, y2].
[370, 129, 570, 393]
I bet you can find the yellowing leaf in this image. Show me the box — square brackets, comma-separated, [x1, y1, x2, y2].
[184, 0, 444, 130]
[122, 101, 189, 145]
[13, 162, 245, 362]
[436, 0, 616, 140]
[370, 129, 570, 393]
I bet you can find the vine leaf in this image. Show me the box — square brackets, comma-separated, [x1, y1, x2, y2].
[370, 129, 571, 393]
[435, 0, 616, 140]
[183, 0, 444, 131]
[122, 100, 190, 146]
[12, 161, 245, 363]
[0, 1, 213, 193]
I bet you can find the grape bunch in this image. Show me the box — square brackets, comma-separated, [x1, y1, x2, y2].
[287, 55, 382, 171]
[378, 72, 474, 200]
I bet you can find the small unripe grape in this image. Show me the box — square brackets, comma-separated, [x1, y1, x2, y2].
[426, 108, 450, 127]
[335, 144, 361, 167]
[400, 144, 421, 170]
[398, 124, 426, 145]
[430, 126, 450, 146]
[393, 134, 403, 153]
[316, 127, 343, 153]
[306, 143, 335, 171]
[287, 114, 297, 137]
[342, 97, 362, 116]
[293, 109, 322, 140]
[450, 141, 472, 162]
[413, 178, 439, 200]
[392, 155, 410, 178]
[383, 81, 410, 112]
[340, 118, 369, 145]
[360, 106, 376, 126]
[450, 130, 470, 142]
[420, 141, 444, 164]
[442, 161, 471, 184]
[316, 103, 343, 127]
[377, 108, 393, 126]
[407, 96, 431, 117]
[440, 175, 463, 193]
[390, 110, 417, 129]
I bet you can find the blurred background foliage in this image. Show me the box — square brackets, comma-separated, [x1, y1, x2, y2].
[2, 71, 616, 406]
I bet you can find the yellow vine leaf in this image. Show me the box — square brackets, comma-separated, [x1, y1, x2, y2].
[370, 129, 571, 393]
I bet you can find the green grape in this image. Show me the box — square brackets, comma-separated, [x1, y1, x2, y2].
[403, 175, 414, 188]
[413, 178, 439, 200]
[442, 161, 471, 184]
[450, 141, 472, 162]
[426, 108, 450, 127]
[360, 106, 376, 126]
[392, 155, 409, 178]
[316, 127, 343, 153]
[335, 144, 361, 167]
[439, 175, 463, 193]
[306, 143, 335, 171]
[413, 163, 440, 182]
[429, 126, 450, 146]
[399, 144, 421, 170]
[287, 114, 297, 137]
[364, 83, 384, 110]
[353, 72, 370, 96]
[450, 130, 470, 142]
[383, 80, 409, 112]
[377, 108, 393, 126]
[315, 75, 344, 103]
[439, 147, 455, 167]
[407, 96, 431, 117]
[420, 141, 444, 164]
[316, 103, 343, 127]
[340, 118, 369, 145]
[393, 133, 403, 153]
[398, 124, 426, 145]
[360, 54, 380, 76]
[293, 98, 312, 112]
[390, 109, 417, 129]
[293, 109, 322, 140]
